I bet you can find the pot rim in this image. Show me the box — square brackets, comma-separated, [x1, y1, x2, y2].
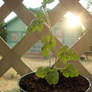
[18, 72, 35, 92]
[18, 72, 91, 92]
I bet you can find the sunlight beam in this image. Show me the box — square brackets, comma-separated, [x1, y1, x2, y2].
[64, 12, 82, 28]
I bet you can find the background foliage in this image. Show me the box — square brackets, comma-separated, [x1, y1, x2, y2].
[0, 23, 7, 41]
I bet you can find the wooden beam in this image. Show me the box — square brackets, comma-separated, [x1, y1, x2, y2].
[14, 4, 35, 25]
[48, 2, 66, 25]
[0, 37, 10, 56]
[4, 0, 22, 10]
[73, 31, 92, 55]
[0, 38, 32, 76]
[0, 4, 11, 22]
[12, 59, 32, 76]
[0, 58, 11, 77]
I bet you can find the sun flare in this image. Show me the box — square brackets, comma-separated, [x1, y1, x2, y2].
[65, 12, 81, 28]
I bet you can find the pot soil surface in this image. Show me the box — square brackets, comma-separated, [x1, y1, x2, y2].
[19, 72, 89, 92]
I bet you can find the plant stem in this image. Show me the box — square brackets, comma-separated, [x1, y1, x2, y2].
[51, 57, 58, 68]
[43, 7, 52, 33]
[42, 7, 54, 68]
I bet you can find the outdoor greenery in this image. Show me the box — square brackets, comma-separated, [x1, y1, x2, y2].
[0, 23, 7, 41]
[26, 0, 79, 85]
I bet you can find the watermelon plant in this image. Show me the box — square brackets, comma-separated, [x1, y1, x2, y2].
[26, 0, 79, 85]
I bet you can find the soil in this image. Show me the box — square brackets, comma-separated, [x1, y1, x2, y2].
[19, 71, 90, 92]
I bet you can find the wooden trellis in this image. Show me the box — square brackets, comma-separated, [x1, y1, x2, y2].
[0, 0, 92, 91]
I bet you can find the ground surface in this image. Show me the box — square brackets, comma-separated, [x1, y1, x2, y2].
[0, 56, 92, 92]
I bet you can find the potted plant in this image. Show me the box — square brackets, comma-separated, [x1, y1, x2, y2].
[18, 0, 91, 92]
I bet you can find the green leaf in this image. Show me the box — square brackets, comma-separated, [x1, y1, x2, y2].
[42, 0, 54, 7]
[41, 46, 50, 57]
[45, 68, 59, 85]
[49, 35, 56, 47]
[60, 56, 67, 64]
[68, 48, 79, 61]
[36, 67, 50, 78]
[60, 64, 79, 78]
[26, 26, 31, 35]
[62, 71, 69, 78]
[26, 16, 45, 34]
[56, 45, 79, 64]
[37, 23, 43, 32]
[46, 0, 54, 4]
[37, 11, 44, 20]
[26, 19, 38, 35]
[41, 35, 56, 57]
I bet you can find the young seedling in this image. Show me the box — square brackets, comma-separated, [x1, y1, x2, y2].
[26, 0, 79, 85]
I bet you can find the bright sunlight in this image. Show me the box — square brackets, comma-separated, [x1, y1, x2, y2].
[64, 12, 82, 28]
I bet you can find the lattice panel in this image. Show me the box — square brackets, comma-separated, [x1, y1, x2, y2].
[0, 0, 92, 91]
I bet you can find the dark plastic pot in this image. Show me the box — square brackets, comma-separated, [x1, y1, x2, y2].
[18, 72, 91, 92]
